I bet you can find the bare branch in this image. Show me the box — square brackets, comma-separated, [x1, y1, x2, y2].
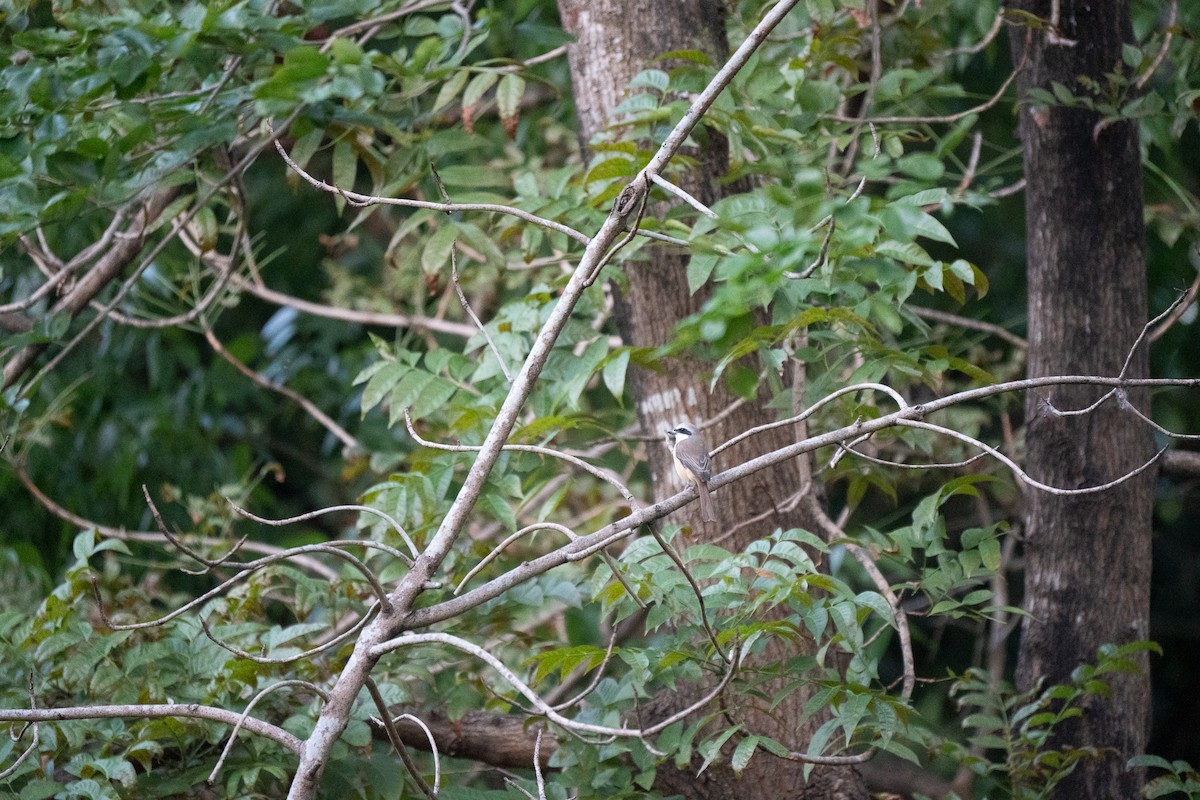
[1149, 273, 1199, 342]
[0, 704, 302, 755]
[4, 205, 133, 315]
[406, 372, 1199, 630]
[533, 728, 549, 800]
[715, 382, 908, 457]
[2, 189, 182, 390]
[405, 410, 636, 502]
[649, 173, 718, 219]
[455, 522, 577, 594]
[893, 417, 1165, 496]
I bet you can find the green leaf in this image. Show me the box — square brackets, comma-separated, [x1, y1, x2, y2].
[462, 70, 498, 110]
[854, 591, 895, 628]
[558, 338, 609, 408]
[602, 349, 630, 400]
[910, 210, 957, 246]
[877, 240, 934, 267]
[1051, 80, 1075, 104]
[329, 37, 364, 65]
[731, 735, 759, 773]
[432, 69, 469, 113]
[979, 536, 1001, 571]
[361, 361, 409, 414]
[529, 645, 609, 684]
[897, 152, 945, 182]
[496, 73, 525, 122]
[332, 138, 357, 213]
[436, 164, 512, 187]
[585, 157, 638, 184]
[630, 69, 670, 92]
[421, 224, 458, 274]
[697, 725, 742, 775]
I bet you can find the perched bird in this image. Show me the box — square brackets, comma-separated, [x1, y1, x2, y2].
[665, 423, 716, 522]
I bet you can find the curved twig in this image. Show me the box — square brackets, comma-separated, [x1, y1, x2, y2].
[273, 137, 590, 246]
[455, 522, 576, 594]
[208, 680, 328, 785]
[204, 326, 360, 450]
[199, 604, 379, 665]
[227, 272, 476, 337]
[405, 410, 636, 502]
[893, 418, 1166, 496]
[369, 631, 738, 746]
[452, 250, 513, 382]
[226, 499, 418, 562]
[365, 677, 438, 800]
[11, 463, 339, 581]
[715, 382, 908, 457]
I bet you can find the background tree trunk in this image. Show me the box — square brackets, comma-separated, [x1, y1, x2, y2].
[558, 2, 866, 797]
[1010, 1, 1154, 796]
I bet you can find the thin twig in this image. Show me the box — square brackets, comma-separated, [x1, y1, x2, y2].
[452, 250, 513, 382]
[365, 678, 437, 800]
[199, 605, 379, 665]
[823, 27, 1030, 125]
[649, 173, 718, 219]
[0, 674, 39, 781]
[208, 680, 328, 785]
[11, 464, 339, 580]
[646, 523, 729, 664]
[226, 499, 418, 561]
[227, 272, 476, 337]
[273, 137, 590, 245]
[1134, 0, 1177, 91]
[894, 418, 1165, 496]
[369, 630, 737, 746]
[405, 410, 636, 502]
[204, 326, 360, 450]
[910, 305, 1027, 348]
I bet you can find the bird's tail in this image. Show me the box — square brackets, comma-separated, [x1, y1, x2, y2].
[696, 481, 717, 522]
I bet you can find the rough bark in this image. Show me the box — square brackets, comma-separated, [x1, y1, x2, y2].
[558, 2, 866, 797]
[372, 709, 556, 769]
[1009, 1, 1154, 797]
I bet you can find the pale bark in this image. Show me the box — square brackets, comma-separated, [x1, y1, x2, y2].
[559, 1, 867, 797]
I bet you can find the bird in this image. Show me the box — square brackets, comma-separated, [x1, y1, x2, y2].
[665, 423, 717, 522]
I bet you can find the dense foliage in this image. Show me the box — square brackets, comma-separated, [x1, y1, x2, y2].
[1, 0, 1198, 797]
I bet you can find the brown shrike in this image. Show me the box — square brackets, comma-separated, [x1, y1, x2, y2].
[665, 423, 716, 522]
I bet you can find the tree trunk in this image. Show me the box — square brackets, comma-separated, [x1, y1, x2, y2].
[1010, 1, 1154, 796]
[558, 2, 866, 798]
